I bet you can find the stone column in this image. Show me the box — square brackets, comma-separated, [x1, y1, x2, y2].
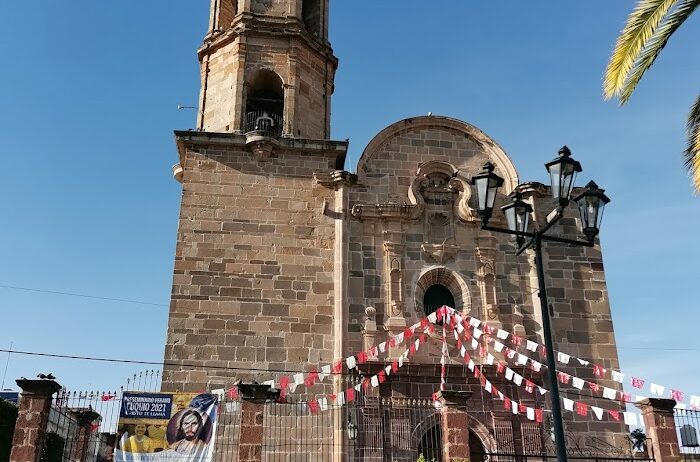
[70, 409, 100, 462]
[436, 391, 472, 461]
[237, 384, 273, 462]
[635, 398, 681, 462]
[10, 378, 62, 462]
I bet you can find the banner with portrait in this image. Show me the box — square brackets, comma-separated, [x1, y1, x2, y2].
[115, 392, 218, 462]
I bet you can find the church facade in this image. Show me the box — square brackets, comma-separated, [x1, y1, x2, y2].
[162, 0, 628, 458]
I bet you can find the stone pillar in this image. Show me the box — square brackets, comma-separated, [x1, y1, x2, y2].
[437, 391, 472, 461]
[10, 378, 62, 462]
[70, 409, 100, 462]
[635, 398, 681, 462]
[237, 384, 273, 462]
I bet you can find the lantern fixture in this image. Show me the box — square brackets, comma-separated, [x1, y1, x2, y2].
[573, 181, 610, 242]
[544, 146, 582, 204]
[501, 192, 533, 247]
[470, 162, 504, 224]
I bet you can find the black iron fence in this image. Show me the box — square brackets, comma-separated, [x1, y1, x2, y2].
[244, 111, 283, 137]
[674, 408, 700, 459]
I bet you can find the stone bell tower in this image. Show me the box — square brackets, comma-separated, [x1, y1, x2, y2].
[162, 0, 348, 392]
[197, 0, 336, 139]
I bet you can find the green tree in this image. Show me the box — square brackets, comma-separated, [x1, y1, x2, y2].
[603, 0, 700, 192]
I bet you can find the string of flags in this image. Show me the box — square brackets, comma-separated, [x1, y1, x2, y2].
[443, 307, 644, 425]
[463, 312, 699, 410]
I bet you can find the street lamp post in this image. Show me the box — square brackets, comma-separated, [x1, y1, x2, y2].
[469, 147, 610, 462]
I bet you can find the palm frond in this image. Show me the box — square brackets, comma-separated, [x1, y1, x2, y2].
[619, 0, 700, 103]
[603, 0, 678, 101]
[684, 94, 700, 192]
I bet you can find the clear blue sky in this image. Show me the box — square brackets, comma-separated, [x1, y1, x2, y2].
[0, 1, 698, 404]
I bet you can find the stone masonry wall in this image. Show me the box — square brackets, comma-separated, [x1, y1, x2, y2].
[162, 134, 339, 393]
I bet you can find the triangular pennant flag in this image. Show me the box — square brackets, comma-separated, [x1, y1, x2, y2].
[505, 368, 514, 381]
[485, 380, 492, 393]
[357, 352, 367, 364]
[589, 382, 600, 393]
[320, 364, 331, 381]
[497, 362, 505, 374]
[593, 364, 606, 377]
[468, 359, 475, 371]
[591, 406, 604, 420]
[557, 371, 571, 385]
[333, 361, 343, 374]
[487, 353, 495, 365]
[494, 341, 505, 353]
[576, 358, 590, 366]
[526, 340, 538, 352]
[471, 338, 479, 350]
[378, 342, 387, 353]
[469, 317, 481, 328]
[672, 390, 685, 402]
[513, 373, 523, 386]
[538, 386, 547, 395]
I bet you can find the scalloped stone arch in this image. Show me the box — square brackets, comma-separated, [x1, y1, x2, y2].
[356, 115, 519, 193]
[415, 266, 472, 316]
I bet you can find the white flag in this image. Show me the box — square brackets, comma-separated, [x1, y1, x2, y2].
[563, 398, 574, 412]
[469, 317, 481, 328]
[485, 380, 492, 393]
[527, 407, 535, 421]
[428, 312, 437, 324]
[623, 412, 638, 426]
[487, 353, 495, 365]
[319, 397, 328, 411]
[517, 353, 528, 366]
[576, 358, 590, 366]
[603, 387, 617, 400]
[415, 339, 421, 351]
[691, 395, 700, 407]
[531, 361, 542, 372]
[378, 342, 386, 353]
[371, 376, 379, 388]
[294, 373, 305, 385]
[460, 346, 467, 357]
[385, 365, 392, 376]
[505, 368, 514, 381]
[676, 403, 687, 410]
[346, 356, 356, 370]
[611, 370, 624, 383]
[395, 332, 405, 344]
[494, 341, 505, 352]
[456, 322, 464, 334]
[636, 395, 647, 403]
[572, 377, 585, 390]
[336, 392, 345, 406]
[650, 383, 665, 397]
[468, 359, 475, 371]
[498, 391, 504, 400]
[398, 355, 405, 367]
[497, 329, 509, 340]
[473, 328, 483, 340]
[471, 339, 479, 350]
[538, 386, 547, 395]
[526, 340, 538, 352]
[591, 406, 604, 420]
[513, 373, 523, 386]
[354, 383, 362, 392]
[453, 329, 459, 341]
[557, 352, 570, 364]
[320, 365, 331, 381]
[512, 400, 519, 414]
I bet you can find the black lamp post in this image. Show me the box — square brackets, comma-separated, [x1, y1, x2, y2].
[469, 147, 610, 462]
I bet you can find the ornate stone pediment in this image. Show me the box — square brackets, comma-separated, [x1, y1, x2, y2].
[421, 242, 461, 264]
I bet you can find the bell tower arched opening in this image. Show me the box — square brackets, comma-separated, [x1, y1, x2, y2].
[302, 0, 322, 37]
[244, 70, 284, 135]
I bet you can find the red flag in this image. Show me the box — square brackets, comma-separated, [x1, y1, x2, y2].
[504, 397, 511, 410]
[419, 334, 427, 344]
[524, 380, 535, 393]
[357, 352, 367, 364]
[557, 372, 571, 384]
[378, 370, 386, 384]
[535, 409, 544, 423]
[519, 403, 527, 413]
[362, 378, 371, 391]
[593, 364, 606, 377]
[497, 362, 505, 374]
[308, 399, 319, 414]
[672, 390, 685, 402]
[575, 401, 588, 416]
[631, 377, 645, 389]
[483, 324, 495, 335]
[227, 387, 239, 400]
[409, 343, 416, 355]
[456, 338, 463, 349]
[90, 423, 100, 433]
[388, 336, 396, 348]
[420, 318, 429, 329]
[369, 346, 378, 357]
[464, 352, 471, 364]
[589, 382, 600, 393]
[404, 328, 414, 339]
[328, 394, 336, 401]
[101, 393, 116, 401]
[620, 392, 631, 403]
[332, 361, 343, 374]
[474, 368, 481, 378]
[432, 392, 440, 402]
[608, 410, 620, 421]
[479, 346, 487, 358]
[511, 335, 523, 346]
[428, 323, 436, 334]
[304, 368, 319, 387]
[346, 387, 355, 402]
[491, 386, 499, 397]
[539, 345, 547, 358]
[391, 361, 398, 373]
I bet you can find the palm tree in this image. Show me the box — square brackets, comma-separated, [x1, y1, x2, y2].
[603, 0, 700, 192]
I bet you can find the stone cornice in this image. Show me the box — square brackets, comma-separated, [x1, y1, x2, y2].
[313, 170, 357, 189]
[198, 14, 338, 67]
[350, 203, 423, 222]
[174, 130, 348, 166]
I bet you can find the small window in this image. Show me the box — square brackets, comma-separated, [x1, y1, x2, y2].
[423, 284, 455, 317]
[302, 0, 322, 36]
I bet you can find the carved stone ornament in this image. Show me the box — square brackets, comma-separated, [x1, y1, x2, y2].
[351, 202, 423, 221]
[421, 242, 461, 264]
[245, 131, 279, 160]
[313, 170, 357, 189]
